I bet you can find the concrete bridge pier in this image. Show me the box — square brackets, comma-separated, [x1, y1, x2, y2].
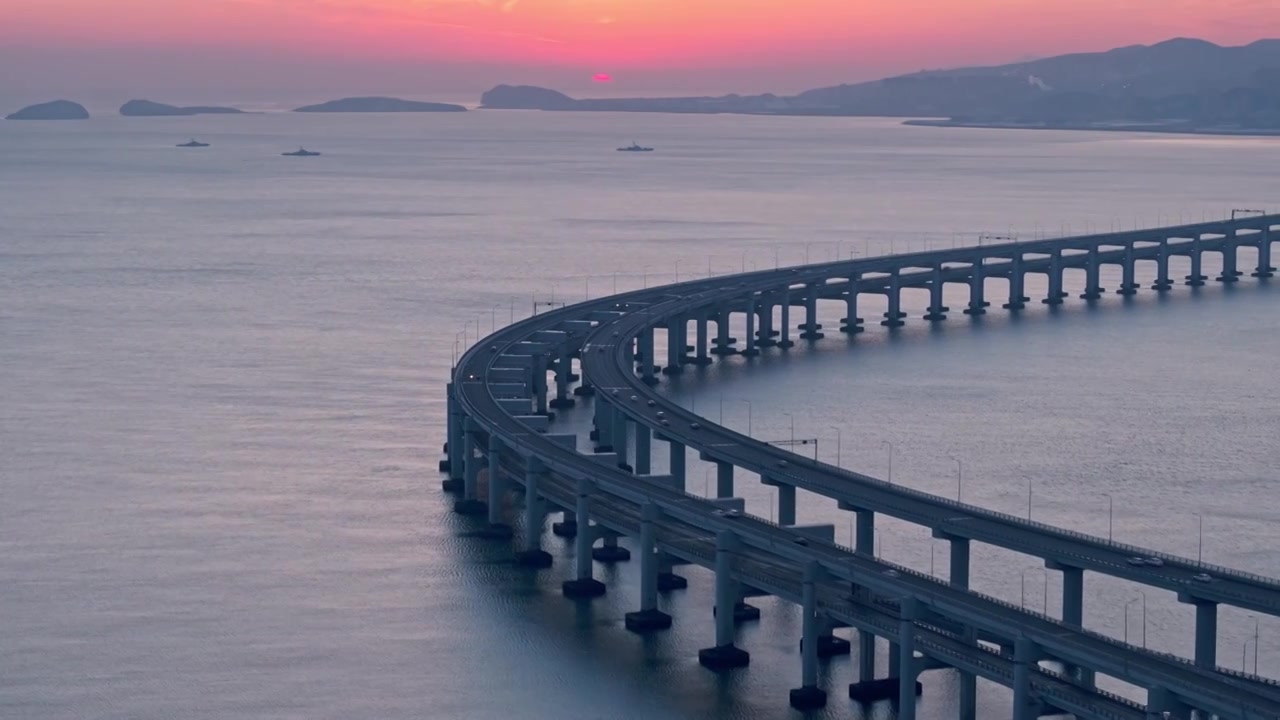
[1043, 251, 1066, 305]
[1186, 237, 1208, 286]
[789, 562, 828, 709]
[592, 402, 614, 453]
[611, 409, 630, 470]
[716, 461, 734, 498]
[764, 477, 797, 526]
[455, 424, 487, 514]
[592, 531, 631, 562]
[699, 530, 750, 669]
[1153, 242, 1175, 291]
[756, 302, 778, 347]
[896, 600, 923, 720]
[1003, 255, 1028, 310]
[841, 275, 865, 333]
[711, 308, 737, 355]
[635, 423, 651, 475]
[532, 355, 549, 415]
[934, 533, 978, 719]
[1253, 227, 1275, 277]
[778, 289, 796, 347]
[800, 284, 824, 339]
[1118, 244, 1141, 295]
[550, 349, 575, 409]
[882, 273, 906, 327]
[562, 478, 607, 598]
[742, 298, 760, 356]
[515, 458, 553, 567]
[656, 551, 688, 591]
[1146, 687, 1193, 720]
[668, 439, 686, 488]
[1218, 231, 1241, 282]
[481, 435, 513, 536]
[964, 263, 988, 315]
[663, 318, 684, 374]
[1047, 561, 1093, 686]
[849, 505, 878, 684]
[552, 509, 577, 537]
[692, 314, 713, 364]
[1012, 636, 1040, 720]
[442, 384, 464, 487]
[1081, 247, 1105, 299]
[625, 504, 672, 632]
[638, 327, 658, 384]
[924, 266, 948, 320]
[1179, 594, 1218, 670]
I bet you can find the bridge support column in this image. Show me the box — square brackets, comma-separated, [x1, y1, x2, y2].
[442, 384, 464, 487]
[779, 289, 795, 347]
[532, 355, 549, 415]
[924, 266, 948, 320]
[1118, 243, 1140, 295]
[716, 461, 734, 499]
[1254, 227, 1275, 277]
[1043, 251, 1066, 305]
[483, 436, 512, 535]
[1192, 599, 1218, 670]
[939, 535, 977, 719]
[455, 425, 486, 514]
[1186, 236, 1207, 286]
[964, 262, 988, 315]
[711, 309, 737, 355]
[611, 409, 630, 471]
[742, 299, 759, 356]
[777, 483, 796, 526]
[790, 562, 827, 709]
[800, 285, 824, 339]
[1003, 254, 1028, 309]
[625, 504, 671, 632]
[854, 508, 876, 682]
[757, 302, 777, 347]
[1146, 687, 1191, 720]
[1081, 247, 1105, 299]
[1218, 231, 1240, 282]
[516, 459, 552, 567]
[1153, 240, 1174, 290]
[639, 327, 658, 384]
[1012, 636, 1037, 720]
[593, 402, 614, 453]
[882, 273, 906, 327]
[562, 478, 606, 598]
[669, 440, 686, 489]
[635, 424, 651, 475]
[692, 314, 712, 364]
[841, 275, 864, 333]
[1055, 563, 1093, 686]
[896, 598, 921, 720]
[550, 349, 574, 409]
[592, 531, 630, 562]
[699, 530, 749, 669]
[664, 318, 684, 374]
[657, 551, 688, 592]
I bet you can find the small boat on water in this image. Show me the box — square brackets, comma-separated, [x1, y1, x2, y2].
[282, 147, 321, 157]
[617, 142, 654, 152]
[177, 139, 209, 148]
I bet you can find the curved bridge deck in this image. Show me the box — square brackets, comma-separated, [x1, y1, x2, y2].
[444, 214, 1280, 720]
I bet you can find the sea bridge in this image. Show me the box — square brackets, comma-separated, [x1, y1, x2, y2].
[442, 213, 1280, 719]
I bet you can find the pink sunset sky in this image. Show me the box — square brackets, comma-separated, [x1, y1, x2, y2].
[2, 0, 1278, 104]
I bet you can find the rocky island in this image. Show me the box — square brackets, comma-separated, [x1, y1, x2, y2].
[120, 100, 245, 116]
[5, 100, 90, 120]
[481, 37, 1280, 136]
[293, 96, 467, 113]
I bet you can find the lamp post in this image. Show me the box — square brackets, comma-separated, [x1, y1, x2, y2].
[949, 456, 962, 502]
[881, 440, 894, 484]
[1124, 597, 1139, 645]
[783, 412, 795, 445]
[1251, 616, 1260, 674]
[830, 426, 842, 467]
[613, 271, 618, 295]
[930, 541, 939, 577]
[675, 259, 680, 283]
[1193, 512, 1204, 563]
[1027, 478, 1033, 520]
[1128, 590, 1147, 648]
[1102, 493, 1114, 541]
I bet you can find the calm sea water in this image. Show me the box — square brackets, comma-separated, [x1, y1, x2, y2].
[2, 112, 1278, 720]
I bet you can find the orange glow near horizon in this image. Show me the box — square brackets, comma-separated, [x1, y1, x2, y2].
[4, 0, 1278, 78]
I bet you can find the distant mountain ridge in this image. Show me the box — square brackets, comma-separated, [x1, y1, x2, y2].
[293, 97, 467, 113]
[481, 38, 1280, 131]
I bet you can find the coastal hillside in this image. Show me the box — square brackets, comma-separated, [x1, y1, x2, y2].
[481, 38, 1280, 130]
